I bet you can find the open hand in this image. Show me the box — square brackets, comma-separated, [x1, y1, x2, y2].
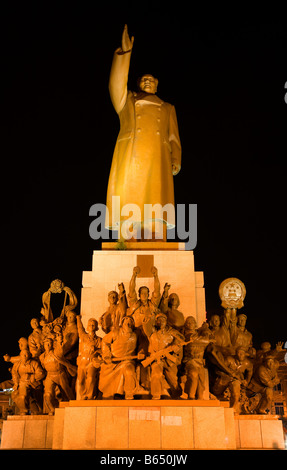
[121, 24, 134, 52]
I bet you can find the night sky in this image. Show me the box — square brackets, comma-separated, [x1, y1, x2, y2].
[1, 4, 287, 382]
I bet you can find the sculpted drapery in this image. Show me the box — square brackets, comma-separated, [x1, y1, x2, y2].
[105, 26, 181, 230]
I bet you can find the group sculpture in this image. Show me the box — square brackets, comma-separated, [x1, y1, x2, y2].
[2, 272, 284, 417]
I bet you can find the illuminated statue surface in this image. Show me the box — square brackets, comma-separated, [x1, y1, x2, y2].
[106, 25, 182, 231]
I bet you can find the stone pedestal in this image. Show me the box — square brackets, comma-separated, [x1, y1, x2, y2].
[234, 414, 285, 449]
[81, 244, 206, 333]
[1, 403, 284, 450]
[1, 415, 54, 449]
[52, 399, 235, 450]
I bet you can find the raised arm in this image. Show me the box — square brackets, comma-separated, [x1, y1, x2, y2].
[76, 315, 86, 339]
[128, 266, 140, 306]
[158, 282, 170, 313]
[151, 266, 161, 307]
[109, 24, 134, 114]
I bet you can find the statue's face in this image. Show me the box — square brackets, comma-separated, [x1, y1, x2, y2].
[67, 311, 76, 323]
[169, 293, 179, 308]
[238, 315, 246, 327]
[156, 315, 167, 329]
[108, 292, 118, 305]
[31, 318, 39, 329]
[210, 315, 220, 327]
[20, 350, 30, 364]
[236, 349, 246, 362]
[87, 320, 97, 334]
[139, 287, 149, 303]
[122, 316, 134, 332]
[266, 358, 274, 370]
[18, 338, 28, 350]
[139, 75, 158, 94]
[261, 342, 271, 352]
[185, 316, 197, 330]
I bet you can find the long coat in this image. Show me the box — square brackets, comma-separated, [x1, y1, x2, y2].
[98, 327, 137, 397]
[106, 49, 181, 229]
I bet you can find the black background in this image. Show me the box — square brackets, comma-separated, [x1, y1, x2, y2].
[1, 3, 287, 382]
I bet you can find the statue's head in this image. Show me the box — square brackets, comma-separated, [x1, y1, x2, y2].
[138, 74, 158, 94]
[108, 291, 119, 305]
[139, 286, 149, 303]
[155, 313, 167, 330]
[168, 293, 180, 309]
[121, 315, 135, 332]
[66, 310, 77, 323]
[184, 316, 197, 331]
[30, 318, 39, 329]
[237, 313, 247, 327]
[87, 318, 99, 334]
[264, 356, 275, 370]
[236, 347, 246, 362]
[18, 337, 28, 350]
[20, 349, 31, 364]
[260, 342, 271, 352]
[44, 337, 53, 352]
[209, 314, 220, 328]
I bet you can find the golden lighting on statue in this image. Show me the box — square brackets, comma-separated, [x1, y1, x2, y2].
[105, 25, 181, 240]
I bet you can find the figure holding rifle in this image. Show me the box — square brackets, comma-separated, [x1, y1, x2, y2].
[145, 313, 184, 399]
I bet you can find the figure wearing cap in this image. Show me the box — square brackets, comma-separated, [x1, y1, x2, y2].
[230, 313, 254, 357]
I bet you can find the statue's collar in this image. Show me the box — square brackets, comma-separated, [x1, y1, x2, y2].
[133, 91, 163, 105]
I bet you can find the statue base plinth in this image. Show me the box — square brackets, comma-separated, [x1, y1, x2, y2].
[52, 399, 235, 450]
[1, 414, 54, 449]
[234, 414, 286, 449]
[52, 401, 284, 450]
[1, 403, 285, 450]
[101, 241, 186, 250]
[81, 248, 206, 333]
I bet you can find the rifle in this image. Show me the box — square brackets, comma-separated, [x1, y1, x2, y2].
[141, 337, 197, 369]
[141, 345, 178, 368]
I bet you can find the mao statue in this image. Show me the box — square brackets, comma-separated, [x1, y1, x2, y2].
[106, 24, 182, 236]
